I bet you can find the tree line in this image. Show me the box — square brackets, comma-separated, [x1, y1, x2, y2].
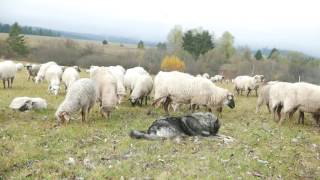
[0, 22, 60, 37]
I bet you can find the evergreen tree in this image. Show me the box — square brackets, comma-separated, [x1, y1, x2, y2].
[6, 22, 28, 56]
[182, 29, 214, 60]
[268, 48, 280, 59]
[137, 40, 144, 49]
[254, 50, 263, 60]
[102, 40, 108, 45]
[156, 42, 167, 50]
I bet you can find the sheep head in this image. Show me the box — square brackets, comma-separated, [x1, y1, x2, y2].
[100, 106, 114, 119]
[56, 111, 71, 125]
[49, 83, 60, 96]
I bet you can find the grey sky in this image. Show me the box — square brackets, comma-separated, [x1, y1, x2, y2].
[1, 0, 319, 56]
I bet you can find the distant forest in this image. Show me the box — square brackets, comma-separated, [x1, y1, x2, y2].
[0, 22, 154, 46]
[0, 23, 61, 37]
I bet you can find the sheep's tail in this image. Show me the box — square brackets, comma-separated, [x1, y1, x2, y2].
[129, 130, 161, 140]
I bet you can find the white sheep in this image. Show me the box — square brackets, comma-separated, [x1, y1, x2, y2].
[62, 67, 80, 91]
[124, 66, 149, 93]
[91, 67, 118, 118]
[129, 74, 153, 106]
[269, 82, 296, 124]
[256, 81, 279, 113]
[202, 73, 210, 79]
[35, 61, 57, 83]
[55, 78, 97, 124]
[106, 65, 126, 103]
[153, 71, 235, 115]
[9, 97, 47, 111]
[233, 75, 265, 96]
[26, 64, 41, 81]
[45, 64, 63, 95]
[0, 60, 17, 88]
[210, 75, 224, 83]
[292, 82, 320, 125]
[15, 63, 24, 71]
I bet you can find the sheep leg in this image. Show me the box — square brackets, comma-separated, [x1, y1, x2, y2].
[216, 107, 223, 118]
[240, 89, 243, 95]
[163, 97, 171, 115]
[10, 77, 14, 88]
[235, 88, 240, 95]
[266, 102, 271, 113]
[139, 97, 143, 107]
[2, 80, 6, 88]
[81, 107, 88, 123]
[7, 79, 10, 88]
[299, 111, 304, 124]
[247, 89, 251, 97]
[278, 112, 286, 125]
[255, 89, 258, 97]
[145, 96, 148, 105]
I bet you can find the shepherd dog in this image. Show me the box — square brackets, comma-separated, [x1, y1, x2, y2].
[130, 112, 220, 140]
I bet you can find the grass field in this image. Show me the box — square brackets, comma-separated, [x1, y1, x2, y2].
[0, 69, 320, 179]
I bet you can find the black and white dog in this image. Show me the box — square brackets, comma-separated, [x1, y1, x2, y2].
[130, 112, 220, 140]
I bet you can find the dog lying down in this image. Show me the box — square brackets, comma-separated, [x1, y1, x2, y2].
[130, 112, 221, 140]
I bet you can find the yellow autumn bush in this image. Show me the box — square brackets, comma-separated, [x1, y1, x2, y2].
[160, 55, 186, 72]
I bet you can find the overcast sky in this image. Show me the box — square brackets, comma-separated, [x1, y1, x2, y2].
[1, 0, 319, 56]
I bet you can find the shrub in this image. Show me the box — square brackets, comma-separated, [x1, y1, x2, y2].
[160, 55, 186, 72]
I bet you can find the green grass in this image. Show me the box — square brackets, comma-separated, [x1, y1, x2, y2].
[0, 69, 320, 179]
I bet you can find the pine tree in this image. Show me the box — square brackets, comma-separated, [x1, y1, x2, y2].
[182, 29, 214, 60]
[254, 50, 263, 60]
[268, 48, 279, 59]
[137, 40, 144, 49]
[6, 22, 28, 56]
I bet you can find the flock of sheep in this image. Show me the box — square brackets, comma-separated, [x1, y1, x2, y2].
[1, 59, 319, 127]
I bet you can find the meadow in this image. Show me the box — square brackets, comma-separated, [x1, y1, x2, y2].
[0, 69, 319, 179]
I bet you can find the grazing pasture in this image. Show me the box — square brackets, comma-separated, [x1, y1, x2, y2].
[0, 69, 319, 179]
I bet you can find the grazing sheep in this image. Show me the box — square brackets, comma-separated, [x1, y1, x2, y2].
[106, 65, 126, 103]
[210, 75, 224, 83]
[256, 81, 279, 113]
[45, 64, 63, 95]
[62, 67, 80, 91]
[233, 75, 265, 96]
[73, 66, 81, 72]
[91, 67, 118, 118]
[0, 60, 17, 88]
[269, 82, 296, 124]
[35, 61, 57, 83]
[153, 71, 235, 115]
[130, 112, 221, 140]
[293, 82, 320, 126]
[124, 66, 149, 93]
[9, 97, 47, 111]
[26, 64, 41, 81]
[129, 74, 153, 106]
[15, 63, 24, 71]
[55, 78, 97, 124]
[202, 73, 210, 79]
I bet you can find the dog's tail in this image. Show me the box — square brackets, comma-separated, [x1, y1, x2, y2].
[129, 130, 161, 140]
